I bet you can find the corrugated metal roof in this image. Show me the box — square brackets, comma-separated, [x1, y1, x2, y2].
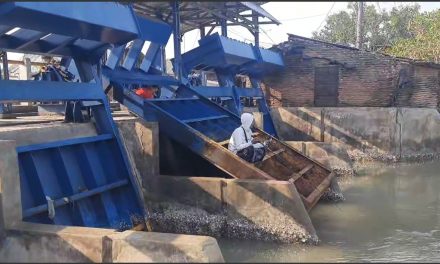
[133, 2, 279, 34]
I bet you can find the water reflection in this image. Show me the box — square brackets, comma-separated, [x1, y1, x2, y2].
[219, 162, 440, 262]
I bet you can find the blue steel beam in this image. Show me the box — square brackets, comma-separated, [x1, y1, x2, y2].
[0, 51, 11, 117]
[105, 45, 125, 70]
[0, 80, 106, 101]
[23, 179, 128, 219]
[135, 15, 173, 45]
[0, 2, 139, 45]
[140, 43, 160, 73]
[122, 39, 144, 71]
[103, 68, 179, 87]
[16, 134, 113, 153]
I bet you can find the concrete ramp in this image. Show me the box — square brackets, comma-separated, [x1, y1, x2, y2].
[113, 85, 335, 211]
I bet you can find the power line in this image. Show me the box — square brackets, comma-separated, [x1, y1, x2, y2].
[228, 29, 274, 46]
[227, 29, 253, 42]
[260, 27, 275, 45]
[279, 13, 328, 22]
[315, 2, 336, 32]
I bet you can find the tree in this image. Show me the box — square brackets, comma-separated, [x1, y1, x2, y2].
[312, 2, 420, 51]
[312, 10, 356, 46]
[386, 10, 440, 63]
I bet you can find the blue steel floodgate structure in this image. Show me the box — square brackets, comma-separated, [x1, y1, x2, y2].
[0, 1, 337, 236]
[0, 2, 147, 229]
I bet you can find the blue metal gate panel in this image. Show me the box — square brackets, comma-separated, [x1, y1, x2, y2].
[180, 33, 257, 76]
[16, 135, 142, 228]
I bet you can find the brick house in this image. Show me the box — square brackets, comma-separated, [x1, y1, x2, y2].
[263, 34, 440, 108]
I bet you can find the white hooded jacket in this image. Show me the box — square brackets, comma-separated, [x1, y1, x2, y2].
[228, 113, 254, 154]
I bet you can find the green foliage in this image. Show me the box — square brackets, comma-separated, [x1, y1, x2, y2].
[386, 10, 440, 63]
[312, 2, 421, 51]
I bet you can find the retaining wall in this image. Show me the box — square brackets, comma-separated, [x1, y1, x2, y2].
[271, 107, 440, 162]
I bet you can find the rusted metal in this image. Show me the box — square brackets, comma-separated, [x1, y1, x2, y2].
[237, 129, 335, 210]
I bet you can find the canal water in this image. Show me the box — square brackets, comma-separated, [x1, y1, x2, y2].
[218, 162, 440, 262]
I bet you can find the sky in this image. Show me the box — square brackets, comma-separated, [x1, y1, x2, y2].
[7, 2, 440, 62]
[165, 1, 440, 58]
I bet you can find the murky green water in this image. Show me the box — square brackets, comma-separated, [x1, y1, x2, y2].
[219, 162, 440, 262]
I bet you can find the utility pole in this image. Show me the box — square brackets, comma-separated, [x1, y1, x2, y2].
[355, 1, 364, 49]
[171, 1, 182, 81]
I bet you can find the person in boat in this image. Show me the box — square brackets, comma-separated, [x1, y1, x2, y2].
[228, 112, 267, 163]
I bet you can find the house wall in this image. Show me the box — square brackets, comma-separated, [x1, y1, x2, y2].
[264, 36, 440, 108]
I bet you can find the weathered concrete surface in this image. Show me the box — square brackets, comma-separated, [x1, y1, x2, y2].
[271, 107, 322, 141]
[0, 122, 97, 146]
[103, 231, 224, 263]
[0, 141, 21, 231]
[272, 107, 440, 163]
[116, 118, 159, 205]
[1, 223, 117, 262]
[0, 121, 225, 263]
[0, 115, 64, 126]
[323, 108, 399, 156]
[286, 141, 354, 178]
[398, 108, 440, 161]
[1, 223, 222, 263]
[148, 176, 318, 244]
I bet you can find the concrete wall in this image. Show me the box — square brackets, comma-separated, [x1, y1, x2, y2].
[1, 223, 223, 263]
[148, 176, 318, 244]
[286, 141, 353, 177]
[103, 231, 224, 262]
[271, 107, 440, 162]
[0, 122, 97, 146]
[116, 117, 160, 205]
[0, 123, 224, 263]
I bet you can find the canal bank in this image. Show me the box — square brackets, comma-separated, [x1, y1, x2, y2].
[218, 161, 440, 262]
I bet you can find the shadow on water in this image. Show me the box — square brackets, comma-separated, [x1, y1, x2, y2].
[218, 162, 440, 262]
